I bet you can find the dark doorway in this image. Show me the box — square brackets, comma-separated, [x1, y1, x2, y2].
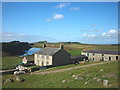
[116, 56, 118, 60]
[109, 57, 111, 60]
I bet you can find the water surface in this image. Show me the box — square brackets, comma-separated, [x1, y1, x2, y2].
[20, 47, 41, 57]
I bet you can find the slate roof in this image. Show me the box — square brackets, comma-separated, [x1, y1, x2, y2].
[82, 50, 119, 55]
[71, 55, 88, 59]
[35, 47, 61, 56]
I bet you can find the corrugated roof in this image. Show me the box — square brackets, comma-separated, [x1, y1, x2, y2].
[35, 47, 61, 56]
[82, 50, 119, 55]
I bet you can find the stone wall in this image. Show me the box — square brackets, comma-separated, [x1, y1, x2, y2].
[89, 53, 103, 61]
[104, 54, 119, 61]
[53, 49, 71, 66]
[34, 54, 52, 66]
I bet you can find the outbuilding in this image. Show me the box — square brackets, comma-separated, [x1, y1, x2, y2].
[71, 55, 88, 63]
[81, 49, 119, 61]
[22, 56, 34, 65]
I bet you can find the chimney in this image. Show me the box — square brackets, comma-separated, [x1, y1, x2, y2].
[60, 44, 64, 49]
[43, 44, 46, 48]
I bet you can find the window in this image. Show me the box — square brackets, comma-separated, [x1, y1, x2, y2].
[36, 55, 39, 64]
[116, 56, 118, 60]
[93, 53, 95, 56]
[36, 55, 39, 59]
[42, 56, 44, 60]
[87, 53, 89, 56]
[47, 56, 49, 60]
[46, 62, 49, 65]
[42, 61, 44, 66]
[37, 59, 39, 64]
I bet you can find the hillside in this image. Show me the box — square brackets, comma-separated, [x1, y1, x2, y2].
[32, 41, 119, 51]
[2, 61, 118, 88]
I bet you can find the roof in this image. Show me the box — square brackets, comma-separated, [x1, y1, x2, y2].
[23, 55, 34, 61]
[71, 55, 88, 59]
[82, 50, 119, 55]
[35, 47, 61, 56]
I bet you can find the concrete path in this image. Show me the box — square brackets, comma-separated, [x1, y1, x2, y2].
[31, 62, 108, 75]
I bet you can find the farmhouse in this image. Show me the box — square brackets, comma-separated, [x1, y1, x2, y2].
[34, 44, 71, 67]
[81, 49, 120, 61]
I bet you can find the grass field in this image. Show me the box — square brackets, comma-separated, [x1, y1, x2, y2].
[2, 61, 118, 88]
[66, 49, 82, 56]
[2, 56, 22, 70]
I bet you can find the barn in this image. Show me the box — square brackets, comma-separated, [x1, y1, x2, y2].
[81, 49, 120, 61]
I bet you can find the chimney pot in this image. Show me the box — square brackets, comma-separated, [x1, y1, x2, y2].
[60, 44, 64, 49]
[43, 44, 46, 48]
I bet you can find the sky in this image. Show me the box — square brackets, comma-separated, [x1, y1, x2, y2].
[2, 2, 119, 44]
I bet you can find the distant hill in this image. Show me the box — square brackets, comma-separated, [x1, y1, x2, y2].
[33, 41, 81, 44]
[63, 42, 82, 44]
[2, 41, 31, 56]
[34, 41, 48, 44]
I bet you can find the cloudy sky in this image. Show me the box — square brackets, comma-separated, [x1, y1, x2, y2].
[2, 2, 118, 44]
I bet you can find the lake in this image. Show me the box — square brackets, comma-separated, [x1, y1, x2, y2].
[20, 47, 41, 57]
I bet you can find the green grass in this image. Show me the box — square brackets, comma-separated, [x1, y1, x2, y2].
[32, 43, 119, 51]
[35, 61, 102, 72]
[66, 50, 82, 56]
[27, 65, 40, 68]
[2, 61, 118, 88]
[2, 56, 22, 70]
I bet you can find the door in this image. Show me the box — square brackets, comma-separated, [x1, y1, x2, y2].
[109, 57, 111, 60]
[102, 57, 104, 61]
[116, 56, 118, 60]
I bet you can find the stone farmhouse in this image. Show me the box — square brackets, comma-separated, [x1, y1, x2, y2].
[34, 44, 72, 67]
[81, 49, 120, 61]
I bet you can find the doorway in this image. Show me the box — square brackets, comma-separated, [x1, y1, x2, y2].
[109, 57, 111, 60]
[102, 57, 104, 61]
[116, 56, 118, 60]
